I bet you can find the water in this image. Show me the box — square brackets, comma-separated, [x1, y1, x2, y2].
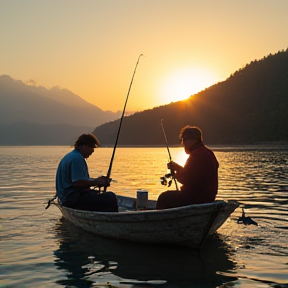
[0, 146, 287, 288]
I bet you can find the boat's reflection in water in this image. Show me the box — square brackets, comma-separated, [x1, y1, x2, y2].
[53, 217, 237, 287]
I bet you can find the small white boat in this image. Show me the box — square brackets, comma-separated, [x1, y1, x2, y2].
[52, 195, 239, 249]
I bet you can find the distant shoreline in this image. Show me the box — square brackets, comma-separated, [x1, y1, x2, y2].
[1, 142, 288, 150]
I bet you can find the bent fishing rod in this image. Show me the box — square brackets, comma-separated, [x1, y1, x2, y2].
[161, 119, 179, 191]
[103, 54, 143, 192]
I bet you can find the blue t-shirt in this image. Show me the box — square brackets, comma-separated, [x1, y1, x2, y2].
[56, 149, 90, 206]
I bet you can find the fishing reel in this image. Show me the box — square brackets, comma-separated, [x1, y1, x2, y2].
[160, 173, 174, 187]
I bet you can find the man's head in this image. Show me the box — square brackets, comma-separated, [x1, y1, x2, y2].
[74, 133, 100, 158]
[179, 126, 203, 154]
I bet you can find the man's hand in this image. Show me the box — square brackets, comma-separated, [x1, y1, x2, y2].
[167, 161, 182, 172]
[95, 176, 111, 188]
[73, 177, 112, 189]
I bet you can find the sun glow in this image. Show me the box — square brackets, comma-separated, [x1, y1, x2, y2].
[159, 67, 217, 104]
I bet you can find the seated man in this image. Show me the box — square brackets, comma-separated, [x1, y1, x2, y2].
[156, 125, 219, 209]
[56, 133, 118, 212]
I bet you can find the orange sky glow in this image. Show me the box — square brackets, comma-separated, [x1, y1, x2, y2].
[1, 0, 287, 113]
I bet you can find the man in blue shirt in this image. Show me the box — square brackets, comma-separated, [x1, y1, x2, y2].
[56, 133, 118, 212]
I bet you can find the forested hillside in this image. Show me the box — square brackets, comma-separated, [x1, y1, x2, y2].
[93, 49, 288, 146]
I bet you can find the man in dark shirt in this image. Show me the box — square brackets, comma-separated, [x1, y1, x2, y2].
[156, 126, 219, 209]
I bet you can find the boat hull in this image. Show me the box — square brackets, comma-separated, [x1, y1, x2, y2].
[53, 196, 239, 248]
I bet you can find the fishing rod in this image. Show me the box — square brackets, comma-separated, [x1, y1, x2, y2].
[103, 54, 143, 192]
[160, 119, 179, 191]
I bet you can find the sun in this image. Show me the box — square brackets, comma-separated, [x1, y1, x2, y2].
[159, 67, 217, 104]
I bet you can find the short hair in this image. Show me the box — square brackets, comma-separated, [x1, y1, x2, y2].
[74, 133, 100, 148]
[179, 125, 203, 143]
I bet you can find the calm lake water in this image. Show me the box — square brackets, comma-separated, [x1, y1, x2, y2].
[0, 146, 287, 288]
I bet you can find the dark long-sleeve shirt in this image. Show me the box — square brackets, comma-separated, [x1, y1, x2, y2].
[175, 142, 219, 204]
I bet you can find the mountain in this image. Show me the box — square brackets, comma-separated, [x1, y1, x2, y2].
[93, 49, 288, 146]
[0, 75, 121, 145]
[0, 75, 121, 126]
[0, 122, 94, 145]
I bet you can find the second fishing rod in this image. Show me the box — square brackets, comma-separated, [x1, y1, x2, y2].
[160, 119, 179, 191]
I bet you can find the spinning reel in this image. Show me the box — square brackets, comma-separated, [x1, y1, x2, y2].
[160, 173, 174, 187]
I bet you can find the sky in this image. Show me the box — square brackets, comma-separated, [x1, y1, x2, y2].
[1, 0, 288, 113]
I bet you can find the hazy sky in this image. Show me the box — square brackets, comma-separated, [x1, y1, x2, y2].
[1, 0, 287, 112]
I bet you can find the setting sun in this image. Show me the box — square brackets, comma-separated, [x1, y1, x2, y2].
[158, 67, 218, 104]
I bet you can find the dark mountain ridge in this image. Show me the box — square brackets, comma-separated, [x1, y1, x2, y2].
[0, 121, 94, 146]
[93, 49, 288, 146]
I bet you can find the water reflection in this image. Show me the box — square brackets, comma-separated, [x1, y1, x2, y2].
[53, 217, 237, 287]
